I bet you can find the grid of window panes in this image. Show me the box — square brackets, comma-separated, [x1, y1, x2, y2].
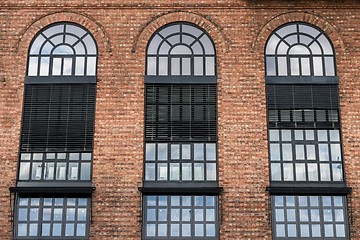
[272, 195, 348, 239]
[265, 23, 335, 77]
[18, 152, 92, 182]
[16, 197, 89, 239]
[145, 143, 217, 182]
[27, 23, 97, 77]
[146, 23, 215, 76]
[144, 195, 217, 239]
[269, 129, 343, 182]
[268, 109, 339, 124]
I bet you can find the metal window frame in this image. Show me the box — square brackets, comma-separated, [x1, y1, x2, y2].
[271, 195, 350, 239]
[142, 195, 219, 240]
[14, 195, 91, 239]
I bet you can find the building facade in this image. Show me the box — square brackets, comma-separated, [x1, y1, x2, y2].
[1, 0, 360, 239]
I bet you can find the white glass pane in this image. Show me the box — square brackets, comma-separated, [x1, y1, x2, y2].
[320, 164, 331, 181]
[299, 209, 309, 221]
[313, 56, 323, 76]
[271, 163, 281, 181]
[266, 35, 280, 54]
[75, 57, 85, 76]
[206, 163, 216, 181]
[170, 163, 179, 181]
[331, 144, 342, 161]
[147, 57, 156, 75]
[288, 224, 297, 237]
[325, 57, 335, 76]
[63, 58, 72, 75]
[86, 57, 96, 76]
[194, 163, 204, 180]
[194, 57, 204, 75]
[158, 143, 168, 160]
[44, 162, 54, 180]
[325, 224, 334, 237]
[28, 57, 38, 76]
[205, 57, 215, 76]
[171, 209, 180, 221]
[206, 209, 215, 221]
[182, 163, 192, 180]
[73, 41, 86, 54]
[80, 163, 91, 180]
[159, 42, 171, 54]
[56, 163, 66, 180]
[157, 163, 168, 181]
[289, 45, 309, 54]
[295, 163, 306, 181]
[171, 144, 180, 159]
[306, 145, 316, 160]
[82, 34, 96, 54]
[270, 144, 280, 161]
[19, 163, 30, 180]
[195, 224, 204, 236]
[300, 224, 310, 237]
[276, 224, 285, 237]
[182, 224, 191, 236]
[308, 163, 318, 181]
[182, 58, 191, 75]
[171, 224, 180, 236]
[200, 35, 215, 54]
[275, 209, 284, 221]
[332, 163, 343, 181]
[318, 35, 333, 54]
[319, 144, 329, 161]
[68, 163, 78, 180]
[30, 224, 38, 236]
[30, 35, 46, 54]
[336, 224, 346, 237]
[206, 224, 215, 237]
[301, 58, 311, 75]
[312, 224, 321, 237]
[278, 57, 287, 76]
[283, 163, 294, 181]
[282, 144, 293, 161]
[206, 143, 216, 160]
[52, 58, 62, 75]
[171, 58, 180, 75]
[194, 144, 204, 160]
[266, 57, 276, 76]
[182, 145, 191, 159]
[146, 224, 155, 236]
[295, 145, 305, 160]
[290, 58, 300, 76]
[40, 57, 50, 76]
[147, 35, 162, 54]
[146, 143, 156, 161]
[269, 130, 279, 141]
[277, 42, 288, 54]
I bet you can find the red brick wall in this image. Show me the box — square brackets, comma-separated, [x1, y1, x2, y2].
[1, 1, 360, 239]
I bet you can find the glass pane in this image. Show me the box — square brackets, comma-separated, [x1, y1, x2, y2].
[182, 58, 191, 75]
[66, 224, 74, 236]
[182, 224, 191, 236]
[158, 143, 168, 160]
[266, 57, 276, 76]
[281, 130, 291, 141]
[313, 57, 323, 76]
[194, 163, 204, 180]
[282, 144, 293, 161]
[275, 209, 284, 221]
[171, 224, 180, 236]
[269, 130, 279, 141]
[288, 224, 297, 237]
[147, 57, 156, 75]
[68, 163, 78, 180]
[195, 224, 204, 236]
[301, 58, 311, 75]
[331, 144, 342, 161]
[86, 57, 96, 76]
[206, 163, 216, 181]
[194, 57, 204, 75]
[205, 57, 215, 76]
[296, 163, 306, 181]
[308, 163, 318, 181]
[56, 163, 66, 180]
[19, 163, 30, 180]
[171, 144, 180, 159]
[145, 163, 155, 181]
[146, 224, 155, 236]
[171, 209, 180, 221]
[80, 163, 91, 180]
[194, 144, 204, 160]
[276, 224, 285, 237]
[306, 145, 316, 160]
[159, 57, 168, 75]
[295, 145, 305, 160]
[271, 163, 281, 181]
[278, 57, 287, 76]
[319, 144, 329, 161]
[332, 164, 343, 181]
[283, 163, 294, 181]
[182, 145, 191, 159]
[75, 57, 85, 76]
[182, 163, 192, 181]
[206, 224, 216, 236]
[320, 164, 331, 181]
[290, 58, 300, 76]
[146, 144, 156, 161]
[170, 163, 180, 181]
[157, 163, 168, 181]
[206, 144, 216, 160]
[270, 144, 280, 161]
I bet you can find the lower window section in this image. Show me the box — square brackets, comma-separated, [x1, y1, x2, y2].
[143, 195, 218, 239]
[272, 195, 349, 239]
[15, 196, 90, 239]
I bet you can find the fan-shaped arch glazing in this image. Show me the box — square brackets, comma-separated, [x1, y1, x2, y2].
[146, 23, 216, 76]
[27, 23, 97, 77]
[265, 23, 336, 77]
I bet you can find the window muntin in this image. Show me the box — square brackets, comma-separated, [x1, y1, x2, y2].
[143, 195, 218, 239]
[272, 195, 348, 239]
[28, 23, 97, 77]
[145, 143, 217, 182]
[18, 152, 92, 182]
[265, 23, 335, 77]
[15, 197, 90, 239]
[146, 23, 216, 77]
[269, 129, 343, 182]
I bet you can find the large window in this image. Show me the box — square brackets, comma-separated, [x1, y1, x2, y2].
[142, 22, 220, 239]
[13, 22, 97, 239]
[265, 22, 350, 239]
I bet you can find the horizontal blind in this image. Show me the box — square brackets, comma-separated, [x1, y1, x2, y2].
[21, 84, 96, 151]
[267, 85, 339, 110]
[145, 84, 217, 141]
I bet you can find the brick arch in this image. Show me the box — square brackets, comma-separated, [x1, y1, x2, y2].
[17, 10, 112, 57]
[132, 10, 229, 56]
[252, 11, 347, 63]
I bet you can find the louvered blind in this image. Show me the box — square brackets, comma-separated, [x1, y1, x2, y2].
[145, 84, 217, 141]
[266, 85, 339, 110]
[21, 84, 96, 151]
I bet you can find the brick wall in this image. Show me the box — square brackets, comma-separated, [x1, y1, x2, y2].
[1, 1, 360, 239]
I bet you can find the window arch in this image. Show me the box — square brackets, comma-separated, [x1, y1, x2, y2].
[27, 22, 97, 78]
[265, 23, 336, 78]
[146, 22, 216, 78]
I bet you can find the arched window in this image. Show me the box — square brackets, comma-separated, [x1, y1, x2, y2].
[142, 22, 220, 240]
[146, 23, 215, 77]
[265, 23, 335, 77]
[13, 23, 97, 239]
[27, 23, 97, 78]
[265, 23, 350, 240]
